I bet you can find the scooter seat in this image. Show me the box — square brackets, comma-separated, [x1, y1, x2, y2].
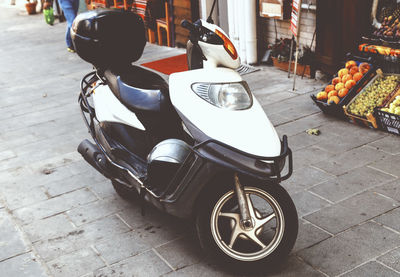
[104, 66, 170, 113]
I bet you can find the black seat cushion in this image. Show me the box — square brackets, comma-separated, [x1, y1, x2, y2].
[104, 65, 170, 113]
[103, 65, 184, 142]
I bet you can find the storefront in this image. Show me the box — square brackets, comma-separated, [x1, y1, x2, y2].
[309, 0, 400, 136]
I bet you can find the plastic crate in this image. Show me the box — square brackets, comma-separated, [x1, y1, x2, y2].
[375, 87, 400, 135]
[375, 110, 400, 135]
[311, 54, 375, 118]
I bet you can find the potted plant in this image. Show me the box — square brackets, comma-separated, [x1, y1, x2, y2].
[269, 38, 312, 77]
[25, 0, 38, 15]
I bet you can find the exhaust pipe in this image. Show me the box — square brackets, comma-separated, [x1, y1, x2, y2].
[77, 139, 114, 178]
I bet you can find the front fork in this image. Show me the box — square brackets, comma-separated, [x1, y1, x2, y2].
[234, 173, 253, 229]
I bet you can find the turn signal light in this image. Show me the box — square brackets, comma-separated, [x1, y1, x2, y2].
[215, 29, 238, 60]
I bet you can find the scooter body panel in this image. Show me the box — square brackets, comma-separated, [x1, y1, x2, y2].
[93, 84, 146, 131]
[169, 68, 281, 157]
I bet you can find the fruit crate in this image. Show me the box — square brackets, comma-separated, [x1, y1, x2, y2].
[311, 55, 375, 119]
[343, 73, 400, 129]
[375, 86, 400, 135]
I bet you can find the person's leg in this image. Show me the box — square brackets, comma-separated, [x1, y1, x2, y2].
[58, 0, 78, 49]
[72, 0, 79, 14]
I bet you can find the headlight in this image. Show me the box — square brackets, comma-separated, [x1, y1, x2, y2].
[191, 82, 252, 110]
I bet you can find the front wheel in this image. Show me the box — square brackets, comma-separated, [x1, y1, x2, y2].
[196, 182, 298, 271]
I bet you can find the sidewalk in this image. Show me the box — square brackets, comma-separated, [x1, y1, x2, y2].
[0, 1, 399, 276]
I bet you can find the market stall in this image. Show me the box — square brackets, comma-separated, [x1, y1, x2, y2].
[311, 0, 400, 136]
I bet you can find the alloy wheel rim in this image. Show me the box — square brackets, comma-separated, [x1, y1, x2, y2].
[210, 187, 285, 262]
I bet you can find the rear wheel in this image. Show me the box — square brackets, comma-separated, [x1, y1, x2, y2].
[196, 182, 298, 271]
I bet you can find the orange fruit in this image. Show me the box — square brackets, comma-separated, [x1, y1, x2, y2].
[338, 68, 349, 79]
[316, 91, 328, 101]
[353, 72, 363, 82]
[332, 77, 341, 86]
[328, 96, 340, 104]
[349, 65, 359, 75]
[345, 80, 356, 89]
[335, 82, 345, 91]
[345, 60, 357, 69]
[328, 90, 338, 98]
[325, 84, 335, 93]
[359, 63, 370, 74]
[338, 88, 349, 98]
[342, 74, 353, 83]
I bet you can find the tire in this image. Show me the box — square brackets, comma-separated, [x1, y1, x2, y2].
[112, 180, 139, 201]
[195, 181, 298, 273]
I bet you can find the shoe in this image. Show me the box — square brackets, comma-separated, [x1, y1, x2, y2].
[67, 47, 75, 53]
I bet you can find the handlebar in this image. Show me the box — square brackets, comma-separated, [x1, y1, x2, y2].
[181, 20, 196, 32]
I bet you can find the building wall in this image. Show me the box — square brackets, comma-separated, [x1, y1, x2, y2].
[259, 7, 316, 50]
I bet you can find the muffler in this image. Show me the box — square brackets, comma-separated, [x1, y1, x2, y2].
[77, 139, 114, 178]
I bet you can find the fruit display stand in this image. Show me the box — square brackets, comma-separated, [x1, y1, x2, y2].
[343, 73, 400, 129]
[375, 87, 400, 135]
[311, 55, 375, 118]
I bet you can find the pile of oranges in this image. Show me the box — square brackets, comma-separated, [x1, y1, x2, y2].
[316, 61, 371, 104]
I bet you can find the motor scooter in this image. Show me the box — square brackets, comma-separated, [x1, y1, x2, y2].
[71, 4, 298, 270]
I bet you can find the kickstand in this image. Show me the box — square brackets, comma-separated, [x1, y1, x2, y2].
[139, 188, 146, 216]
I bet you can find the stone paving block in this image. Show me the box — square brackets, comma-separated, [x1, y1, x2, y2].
[291, 191, 330, 218]
[43, 170, 106, 198]
[88, 179, 116, 199]
[0, 210, 30, 261]
[292, 146, 333, 170]
[0, 149, 16, 162]
[373, 178, 400, 202]
[309, 166, 396, 203]
[313, 146, 389, 176]
[341, 261, 399, 277]
[268, 255, 326, 277]
[274, 103, 320, 123]
[254, 90, 294, 106]
[375, 208, 400, 232]
[117, 206, 191, 248]
[94, 250, 172, 277]
[281, 166, 334, 195]
[94, 231, 150, 265]
[370, 154, 400, 177]
[378, 247, 400, 272]
[276, 113, 331, 137]
[155, 236, 205, 270]
[0, 252, 48, 277]
[297, 222, 400, 276]
[164, 262, 232, 277]
[368, 135, 400, 155]
[67, 196, 131, 226]
[13, 188, 97, 225]
[293, 220, 332, 252]
[305, 191, 398, 234]
[33, 215, 130, 262]
[23, 214, 75, 243]
[48, 248, 105, 277]
[2, 185, 48, 211]
[285, 131, 325, 152]
[314, 122, 387, 155]
[265, 113, 291, 126]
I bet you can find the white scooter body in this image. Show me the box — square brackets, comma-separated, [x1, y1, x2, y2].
[170, 19, 281, 157]
[169, 68, 281, 157]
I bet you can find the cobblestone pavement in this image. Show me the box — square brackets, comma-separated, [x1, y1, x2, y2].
[1, 1, 400, 276]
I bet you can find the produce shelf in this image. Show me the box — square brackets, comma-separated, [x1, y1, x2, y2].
[311, 55, 375, 118]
